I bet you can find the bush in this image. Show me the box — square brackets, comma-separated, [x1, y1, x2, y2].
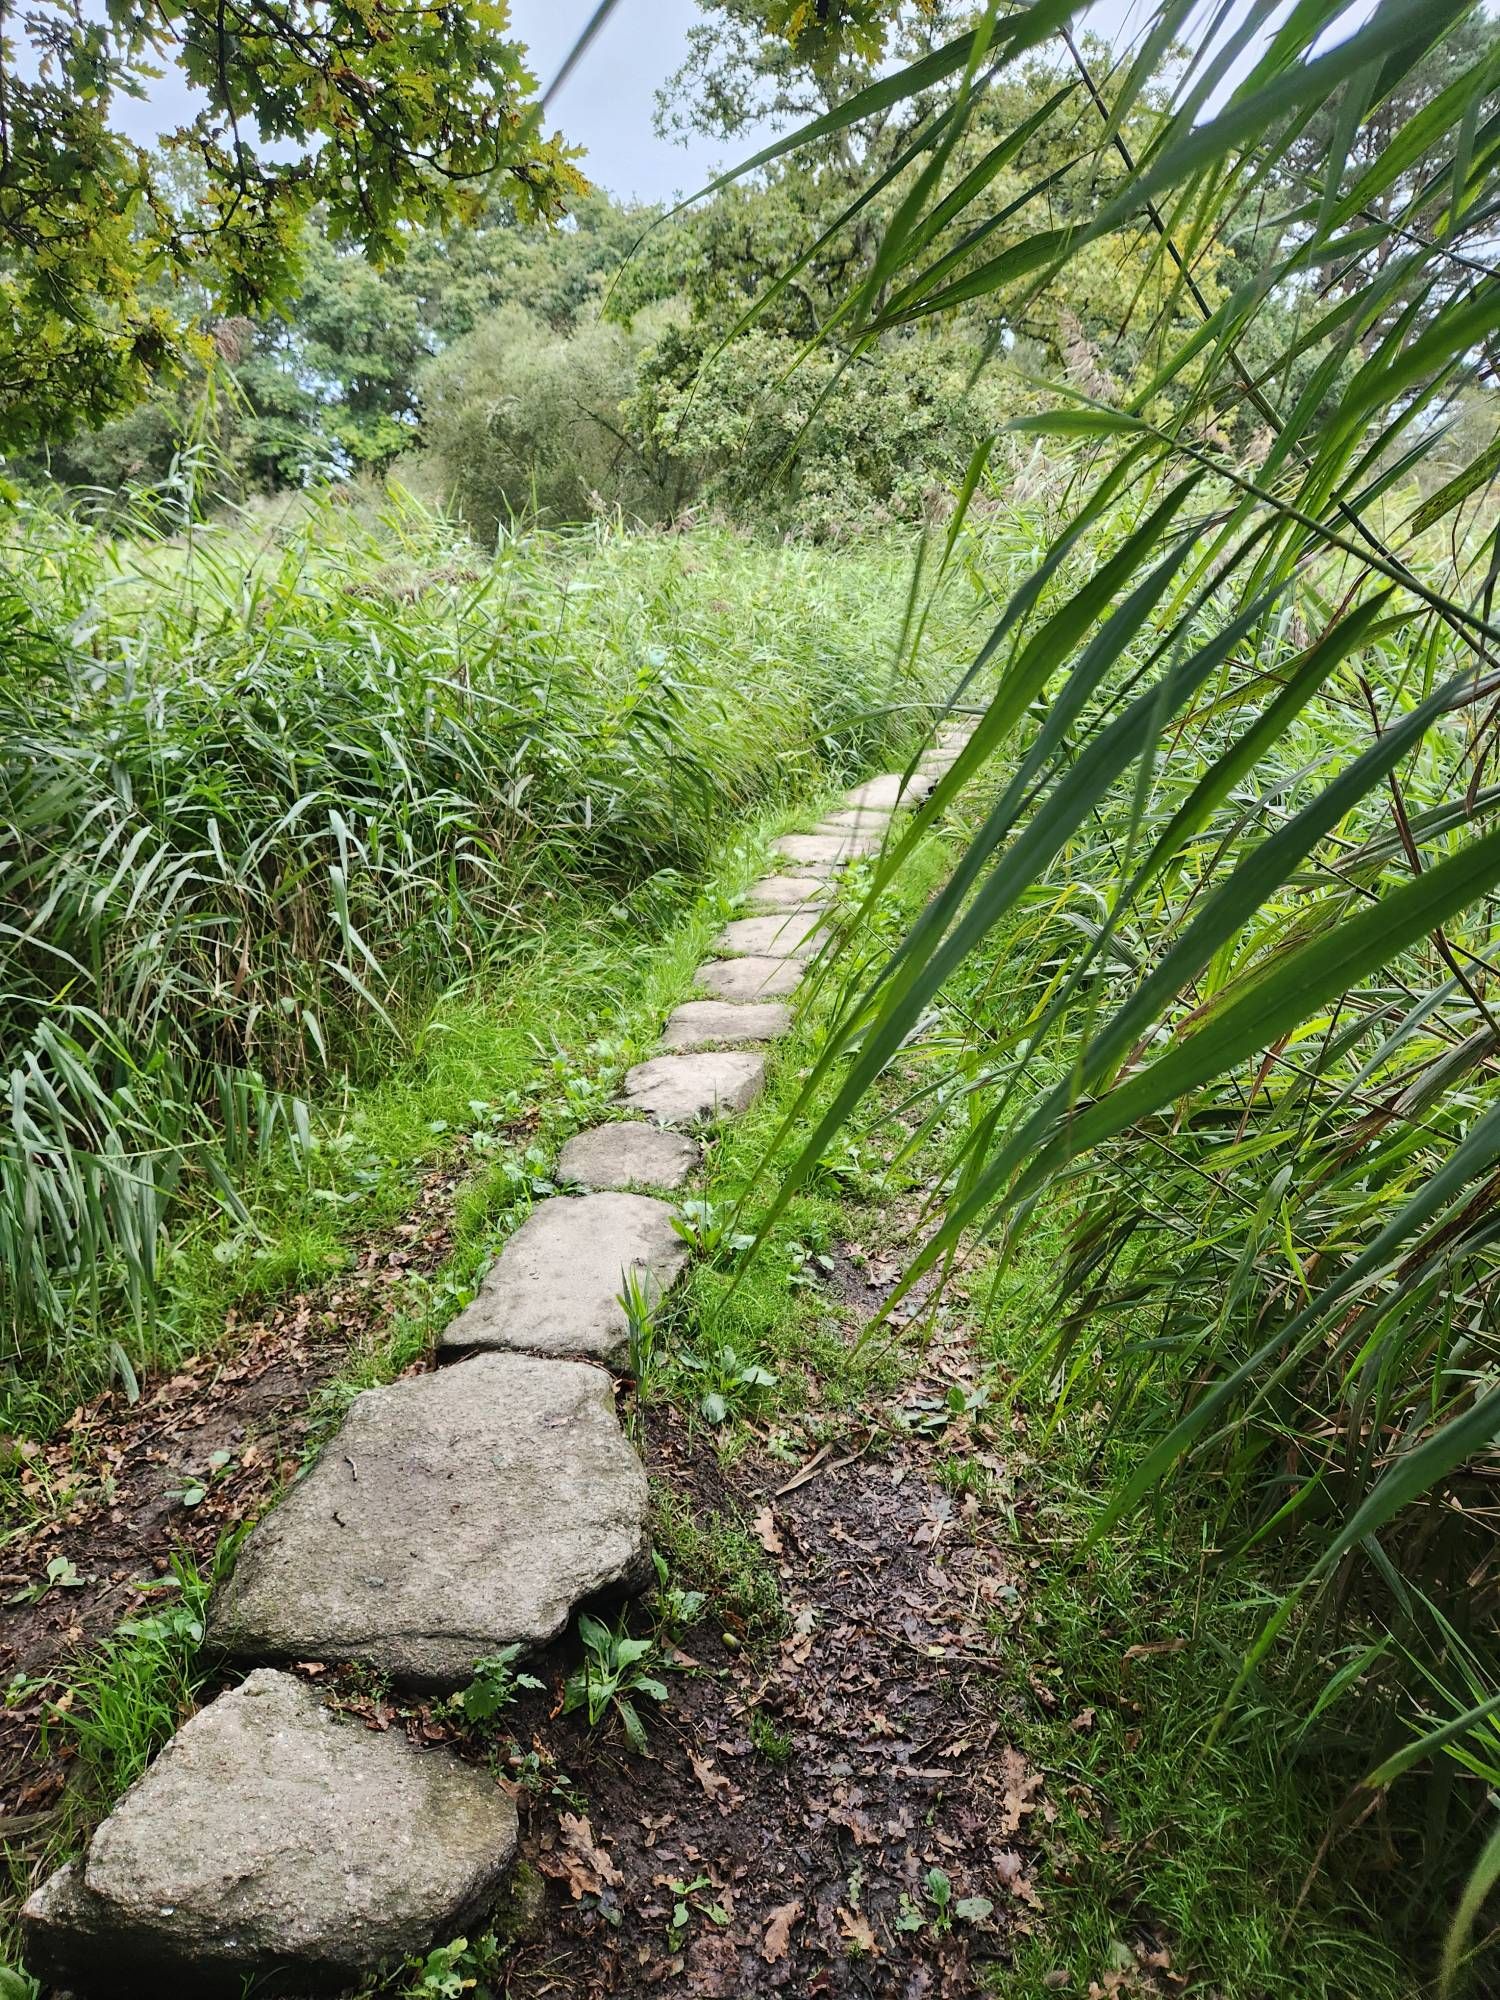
[418, 306, 668, 535]
[627, 322, 1006, 541]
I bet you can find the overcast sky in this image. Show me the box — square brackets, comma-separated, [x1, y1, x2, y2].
[105, 0, 1160, 206]
[517, 0, 1145, 201]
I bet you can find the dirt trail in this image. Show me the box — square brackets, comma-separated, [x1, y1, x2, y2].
[500, 1302, 1050, 2000]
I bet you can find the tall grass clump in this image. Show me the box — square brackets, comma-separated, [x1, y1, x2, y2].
[0, 480, 948, 1396]
[723, 0, 1500, 1962]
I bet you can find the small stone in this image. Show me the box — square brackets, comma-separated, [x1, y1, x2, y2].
[743, 875, 829, 910]
[618, 1050, 765, 1126]
[661, 1000, 791, 1050]
[695, 955, 805, 1001]
[773, 833, 866, 867]
[210, 1354, 650, 1684]
[842, 771, 933, 811]
[438, 1192, 689, 1366]
[556, 1123, 700, 1193]
[22, 1669, 519, 1995]
[717, 913, 830, 959]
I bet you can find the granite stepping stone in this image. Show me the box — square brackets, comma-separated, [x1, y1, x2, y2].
[842, 772, 933, 812]
[695, 955, 805, 1001]
[438, 1192, 689, 1366]
[773, 833, 869, 867]
[717, 913, 830, 958]
[661, 1000, 791, 1050]
[556, 1122, 700, 1193]
[618, 1050, 766, 1126]
[744, 875, 829, 910]
[24, 1669, 519, 1996]
[820, 808, 895, 833]
[19, 1672, 516, 2000]
[809, 821, 883, 849]
[210, 1353, 651, 1684]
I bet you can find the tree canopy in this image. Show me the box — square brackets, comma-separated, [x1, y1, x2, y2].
[0, 0, 582, 449]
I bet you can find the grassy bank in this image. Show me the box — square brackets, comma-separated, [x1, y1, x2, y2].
[0, 486, 961, 1421]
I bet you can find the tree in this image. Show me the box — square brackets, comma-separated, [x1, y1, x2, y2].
[0, 0, 583, 451]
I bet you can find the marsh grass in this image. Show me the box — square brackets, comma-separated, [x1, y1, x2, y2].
[0, 485, 961, 1407]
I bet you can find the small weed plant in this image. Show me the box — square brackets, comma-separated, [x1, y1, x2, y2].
[457, 1646, 543, 1729]
[563, 1612, 670, 1754]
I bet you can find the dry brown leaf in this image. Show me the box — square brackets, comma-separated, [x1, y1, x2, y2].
[546, 1811, 622, 1899]
[762, 1898, 803, 1963]
[997, 1743, 1044, 1835]
[995, 1847, 1044, 1910]
[752, 1504, 784, 1555]
[689, 1751, 740, 1813]
[837, 1907, 879, 1954]
[1121, 1638, 1187, 1663]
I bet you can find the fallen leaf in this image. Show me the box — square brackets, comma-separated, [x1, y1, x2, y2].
[998, 1744, 1044, 1836]
[995, 1846, 1043, 1910]
[1121, 1638, 1187, 1664]
[762, 1898, 802, 1963]
[545, 1812, 622, 1899]
[752, 1504, 784, 1555]
[689, 1751, 740, 1813]
[837, 1907, 879, 1954]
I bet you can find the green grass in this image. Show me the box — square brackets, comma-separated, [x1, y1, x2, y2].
[0, 792, 831, 1973]
[0, 487, 973, 1420]
[638, 805, 1427, 2000]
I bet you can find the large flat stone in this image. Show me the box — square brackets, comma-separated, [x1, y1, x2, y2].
[438, 1192, 689, 1366]
[717, 913, 830, 958]
[210, 1354, 650, 1684]
[743, 875, 829, 910]
[23, 1668, 518, 1996]
[618, 1050, 766, 1126]
[809, 821, 883, 850]
[556, 1122, 700, 1193]
[773, 833, 868, 867]
[820, 808, 895, 833]
[695, 955, 805, 1001]
[661, 1000, 791, 1050]
[842, 771, 933, 811]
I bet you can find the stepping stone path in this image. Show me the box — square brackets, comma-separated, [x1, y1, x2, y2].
[436, 1191, 689, 1366]
[774, 831, 875, 866]
[743, 874, 830, 910]
[618, 1049, 767, 1125]
[24, 1669, 519, 1995]
[556, 1121, 700, 1192]
[661, 999, 791, 1050]
[210, 1354, 651, 1679]
[696, 954, 806, 1001]
[716, 913, 830, 958]
[25, 724, 976, 1994]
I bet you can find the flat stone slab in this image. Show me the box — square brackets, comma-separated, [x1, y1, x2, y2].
[843, 772, 933, 811]
[618, 1050, 766, 1126]
[438, 1192, 689, 1366]
[23, 1668, 518, 1995]
[744, 875, 829, 910]
[773, 833, 868, 867]
[661, 1000, 791, 1050]
[810, 821, 883, 850]
[717, 913, 830, 959]
[820, 808, 895, 832]
[556, 1122, 700, 1193]
[695, 955, 805, 1001]
[210, 1354, 650, 1684]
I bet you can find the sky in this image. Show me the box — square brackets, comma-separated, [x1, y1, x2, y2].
[102, 0, 1160, 207]
[508, 0, 1144, 201]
